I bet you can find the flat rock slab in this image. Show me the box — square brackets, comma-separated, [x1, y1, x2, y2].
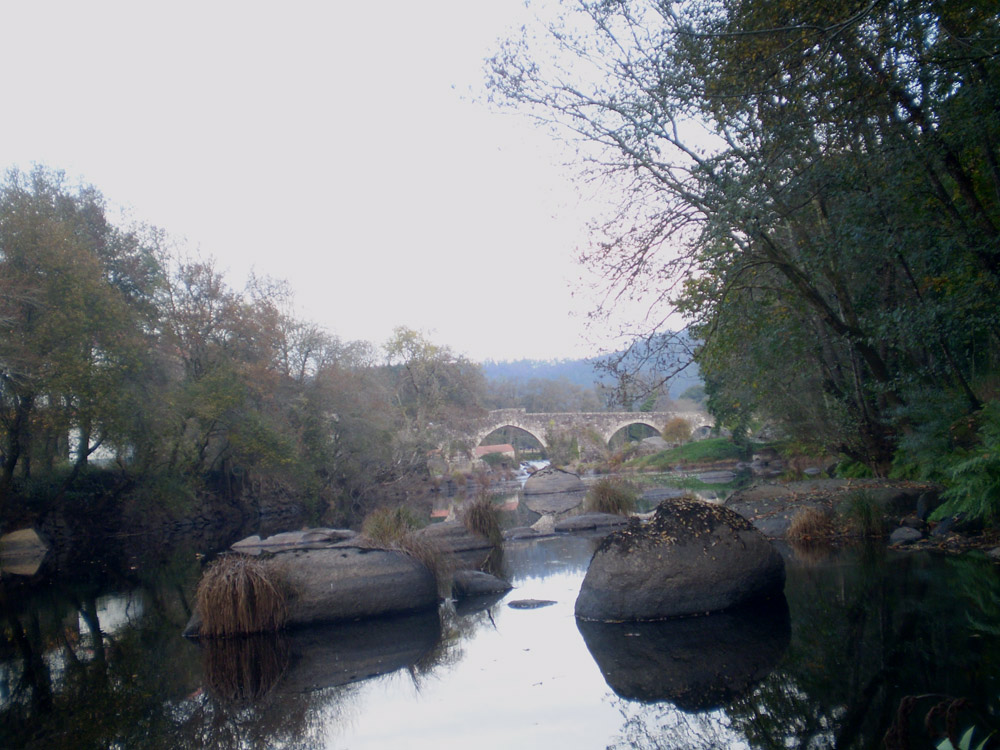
[508, 599, 557, 609]
[576, 498, 785, 622]
[232, 528, 358, 553]
[554, 513, 630, 533]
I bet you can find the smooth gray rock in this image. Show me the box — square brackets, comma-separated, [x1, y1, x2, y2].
[553, 512, 630, 533]
[575, 498, 785, 622]
[184, 545, 437, 637]
[889, 526, 923, 545]
[452, 569, 512, 598]
[523, 466, 585, 495]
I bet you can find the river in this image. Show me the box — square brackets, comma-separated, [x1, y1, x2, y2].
[3, 483, 1000, 749]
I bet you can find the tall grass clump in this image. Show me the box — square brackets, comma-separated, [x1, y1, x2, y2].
[361, 505, 425, 545]
[196, 555, 288, 637]
[841, 491, 887, 537]
[460, 493, 503, 547]
[787, 506, 834, 540]
[585, 477, 639, 515]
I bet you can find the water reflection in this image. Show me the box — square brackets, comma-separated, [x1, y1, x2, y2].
[200, 609, 442, 712]
[5, 513, 1000, 749]
[577, 597, 790, 711]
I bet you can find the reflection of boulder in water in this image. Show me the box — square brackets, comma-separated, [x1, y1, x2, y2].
[523, 490, 585, 515]
[577, 597, 790, 712]
[201, 609, 442, 701]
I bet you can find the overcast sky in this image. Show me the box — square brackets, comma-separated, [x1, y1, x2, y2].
[0, 0, 637, 363]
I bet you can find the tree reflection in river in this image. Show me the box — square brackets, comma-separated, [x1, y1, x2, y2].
[725, 545, 1000, 749]
[5, 526, 1000, 748]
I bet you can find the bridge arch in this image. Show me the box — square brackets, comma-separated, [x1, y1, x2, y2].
[473, 422, 548, 451]
[604, 419, 663, 447]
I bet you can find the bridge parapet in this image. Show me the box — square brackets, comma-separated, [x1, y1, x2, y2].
[471, 409, 711, 450]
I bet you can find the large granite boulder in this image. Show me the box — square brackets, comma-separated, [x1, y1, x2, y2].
[523, 466, 585, 495]
[575, 498, 785, 622]
[183, 544, 438, 637]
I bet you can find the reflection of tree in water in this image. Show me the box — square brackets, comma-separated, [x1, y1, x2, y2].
[407, 598, 503, 688]
[724, 546, 1000, 749]
[170, 674, 353, 750]
[605, 696, 748, 749]
[1, 562, 202, 750]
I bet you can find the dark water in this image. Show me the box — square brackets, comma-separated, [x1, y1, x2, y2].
[3, 513, 1000, 749]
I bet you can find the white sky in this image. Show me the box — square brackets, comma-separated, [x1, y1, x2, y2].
[0, 0, 633, 363]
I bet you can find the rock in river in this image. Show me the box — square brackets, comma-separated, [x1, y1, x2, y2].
[523, 466, 585, 495]
[575, 497, 785, 622]
[184, 544, 438, 637]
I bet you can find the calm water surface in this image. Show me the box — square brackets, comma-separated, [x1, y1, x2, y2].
[3, 501, 1000, 749]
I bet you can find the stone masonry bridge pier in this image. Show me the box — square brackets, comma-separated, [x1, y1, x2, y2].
[471, 408, 712, 451]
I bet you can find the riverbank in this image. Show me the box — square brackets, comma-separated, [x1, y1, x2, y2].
[724, 477, 1000, 556]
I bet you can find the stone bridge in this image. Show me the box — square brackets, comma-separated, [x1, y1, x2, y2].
[471, 408, 712, 450]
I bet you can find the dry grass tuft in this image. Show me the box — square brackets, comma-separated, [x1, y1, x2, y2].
[788, 506, 835, 540]
[195, 555, 288, 637]
[460, 494, 503, 547]
[361, 505, 425, 545]
[585, 477, 640, 515]
[202, 633, 290, 705]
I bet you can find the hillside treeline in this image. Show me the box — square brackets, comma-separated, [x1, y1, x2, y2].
[0, 167, 485, 526]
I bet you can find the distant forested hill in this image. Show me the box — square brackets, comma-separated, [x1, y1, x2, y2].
[480, 355, 701, 400]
